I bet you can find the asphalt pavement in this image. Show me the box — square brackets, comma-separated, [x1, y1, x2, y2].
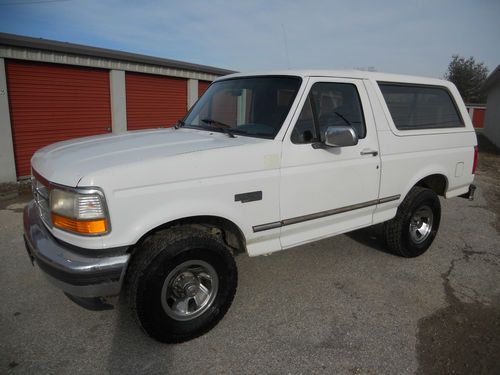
[1, 146, 499, 374]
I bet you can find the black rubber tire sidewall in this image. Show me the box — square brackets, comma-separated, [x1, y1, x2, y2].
[400, 189, 441, 257]
[131, 231, 237, 343]
[384, 187, 442, 258]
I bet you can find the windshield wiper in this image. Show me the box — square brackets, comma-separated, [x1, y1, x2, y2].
[201, 118, 231, 128]
[174, 119, 185, 129]
[201, 118, 236, 138]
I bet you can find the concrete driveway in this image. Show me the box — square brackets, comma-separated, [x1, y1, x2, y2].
[1, 139, 499, 374]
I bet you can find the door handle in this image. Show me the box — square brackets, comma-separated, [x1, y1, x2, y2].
[360, 149, 378, 156]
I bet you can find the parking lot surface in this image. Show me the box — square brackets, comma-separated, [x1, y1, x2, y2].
[1, 138, 499, 374]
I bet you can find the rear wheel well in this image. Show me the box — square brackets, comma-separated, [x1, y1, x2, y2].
[415, 174, 448, 197]
[130, 216, 246, 256]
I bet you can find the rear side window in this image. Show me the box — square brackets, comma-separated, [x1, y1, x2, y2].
[378, 83, 464, 130]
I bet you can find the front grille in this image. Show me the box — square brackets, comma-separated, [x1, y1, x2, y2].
[32, 174, 51, 227]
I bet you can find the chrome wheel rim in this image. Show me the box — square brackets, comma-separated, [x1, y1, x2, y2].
[161, 260, 218, 321]
[409, 205, 434, 244]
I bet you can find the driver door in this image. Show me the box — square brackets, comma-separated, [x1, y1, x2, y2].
[279, 78, 381, 248]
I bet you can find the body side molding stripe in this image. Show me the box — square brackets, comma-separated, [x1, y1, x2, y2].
[252, 194, 401, 233]
[252, 221, 282, 232]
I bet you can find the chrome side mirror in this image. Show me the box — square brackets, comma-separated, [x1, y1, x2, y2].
[324, 126, 358, 147]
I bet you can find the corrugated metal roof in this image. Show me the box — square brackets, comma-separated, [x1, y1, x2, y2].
[0, 32, 235, 76]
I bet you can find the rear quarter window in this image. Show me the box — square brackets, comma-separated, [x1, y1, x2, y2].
[378, 83, 464, 130]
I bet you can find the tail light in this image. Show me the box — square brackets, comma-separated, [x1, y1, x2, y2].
[472, 145, 478, 174]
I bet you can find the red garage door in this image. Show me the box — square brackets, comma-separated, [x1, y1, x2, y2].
[199, 80, 211, 97]
[126, 73, 187, 131]
[6, 61, 111, 177]
[472, 108, 485, 128]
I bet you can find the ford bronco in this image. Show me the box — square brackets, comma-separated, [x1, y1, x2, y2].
[24, 70, 477, 343]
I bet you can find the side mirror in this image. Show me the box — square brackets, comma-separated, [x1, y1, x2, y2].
[324, 126, 358, 147]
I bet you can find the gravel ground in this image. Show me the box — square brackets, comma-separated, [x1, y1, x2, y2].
[1, 136, 499, 374]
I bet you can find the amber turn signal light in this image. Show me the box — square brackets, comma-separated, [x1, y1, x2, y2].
[52, 213, 107, 235]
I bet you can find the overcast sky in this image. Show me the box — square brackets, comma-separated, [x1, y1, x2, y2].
[0, 0, 499, 78]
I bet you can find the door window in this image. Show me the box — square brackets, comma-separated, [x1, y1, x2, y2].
[291, 82, 366, 144]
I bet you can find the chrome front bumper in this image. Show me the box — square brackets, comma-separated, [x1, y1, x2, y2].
[23, 201, 130, 299]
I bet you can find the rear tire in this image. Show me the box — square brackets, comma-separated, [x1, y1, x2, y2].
[126, 226, 237, 343]
[384, 187, 441, 257]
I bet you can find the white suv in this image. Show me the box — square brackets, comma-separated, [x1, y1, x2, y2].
[24, 70, 477, 343]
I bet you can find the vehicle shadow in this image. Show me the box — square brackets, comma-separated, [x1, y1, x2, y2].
[106, 296, 173, 374]
[345, 224, 394, 255]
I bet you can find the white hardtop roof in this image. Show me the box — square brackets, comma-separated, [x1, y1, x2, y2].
[216, 69, 450, 86]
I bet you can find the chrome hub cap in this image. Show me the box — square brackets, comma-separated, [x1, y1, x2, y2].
[409, 205, 434, 244]
[161, 260, 218, 321]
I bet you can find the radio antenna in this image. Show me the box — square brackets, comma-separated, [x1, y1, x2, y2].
[281, 23, 290, 69]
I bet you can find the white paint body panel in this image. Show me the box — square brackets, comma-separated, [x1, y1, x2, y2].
[30, 70, 477, 257]
[32, 128, 282, 254]
[279, 77, 381, 249]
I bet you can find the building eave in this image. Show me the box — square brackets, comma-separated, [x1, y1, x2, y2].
[0, 32, 235, 77]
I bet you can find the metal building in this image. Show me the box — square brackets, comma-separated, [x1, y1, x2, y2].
[0, 33, 233, 182]
[483, 64, 500, 148]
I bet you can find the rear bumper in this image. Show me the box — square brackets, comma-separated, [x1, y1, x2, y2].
[23, 201, 130, 298]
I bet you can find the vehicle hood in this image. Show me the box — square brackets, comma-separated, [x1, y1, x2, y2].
[31, 128, 266, 186]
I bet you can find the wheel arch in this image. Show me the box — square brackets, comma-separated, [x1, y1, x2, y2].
[129, 215, 247, 256]
[414, 173, 448, 197]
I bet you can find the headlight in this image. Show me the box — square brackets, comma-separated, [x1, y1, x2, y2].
[49, 188, 109, 235]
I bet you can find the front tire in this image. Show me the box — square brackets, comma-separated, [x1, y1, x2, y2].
[126, 226, 237, 343]
[384, 187, 441, 257]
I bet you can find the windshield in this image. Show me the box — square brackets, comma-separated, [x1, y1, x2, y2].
[183, 76, 302, 139]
